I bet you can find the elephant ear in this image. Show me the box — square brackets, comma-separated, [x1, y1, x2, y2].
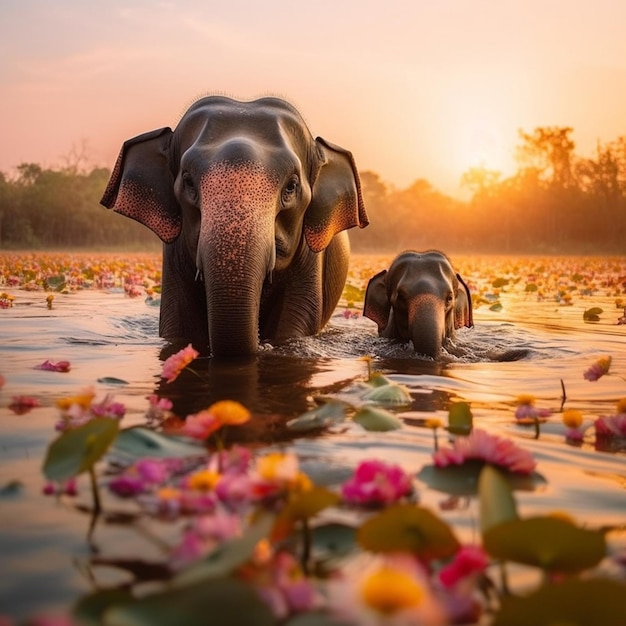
[100, 127, 182, 243]
[454, 273, 474, 328]
[303, 137, 369, 253]
[363, 269, 391, 333]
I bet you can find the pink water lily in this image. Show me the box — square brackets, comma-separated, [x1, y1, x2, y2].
[433, 428, 536, 474]
[583, 355, 611, 381]
[438, 545, 489, 588]
[34, 360, 71, 373]
[161, 343, 199, 383]
[595, 414, 626, 438]
[341, 459, 413, 506]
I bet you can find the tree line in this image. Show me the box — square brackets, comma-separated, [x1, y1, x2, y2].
[1, 126, 625, 253]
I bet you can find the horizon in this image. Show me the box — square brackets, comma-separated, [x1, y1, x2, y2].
[2, 1, 626, 198]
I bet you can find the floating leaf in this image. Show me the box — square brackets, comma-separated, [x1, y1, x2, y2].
[478, 465, 518, 534]
[492, 277, 509, 288]
[483, 516, 606, 573]
[583, 307, 603, 321]
[417, 461, 546, 496]
[353, 406, 403, 431]
[0, 480, 24, 498]
[282, 487, 340, 521]
[489, 302, 503, 312]
[43, 418, 119, 482]
[97, 376, 129, 385]
[366, 372, 394, 388]
[73, 588, 134, 626]
[524, 283, 538, 292]
[105, 577, 275, 626]
[492, 578, 626, 626]
[447, 401, 473, 435]
[110, 427, 204, 463]
[287, 400, 347, 432]
[357, 504, 460, 560]
[362, 382, 412, 406]
[173, 514, 275, 587]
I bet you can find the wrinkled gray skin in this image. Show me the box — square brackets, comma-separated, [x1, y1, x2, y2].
[101, 96, 368, 357]
[363, 250, 473, 358]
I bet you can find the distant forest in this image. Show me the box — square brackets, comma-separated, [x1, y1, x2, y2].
[1, 126, 625, 254]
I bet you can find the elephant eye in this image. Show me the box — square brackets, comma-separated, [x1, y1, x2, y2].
[181, 171, 197, 200]
[281, 176, 299, 206]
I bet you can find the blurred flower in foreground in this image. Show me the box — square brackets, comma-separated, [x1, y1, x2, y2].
[594, 398, 626, 441]
[8, 395, 41, 415]
[55, 388, 126, 431]
[249, 452, 312, 499]
[583, 355, 611, 382]
[514, 394, 552, 423]
[327, 554, 446, 626]
[433, 428, 536, 474]
[562, 409, 586, 442]
[161, 343, 199, 383]
[341, 459, 413, 506]
[182, 400, 251, 441]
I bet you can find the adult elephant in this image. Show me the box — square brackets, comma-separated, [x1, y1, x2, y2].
[101, 96, 368, 357]
[363, 250, 473, 358]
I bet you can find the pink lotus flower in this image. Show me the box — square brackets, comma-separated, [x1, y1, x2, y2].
[583, 355, 611, 381]
[181, 409, 221, 440]
[161, 343, 199, 383]
[595, 414, 626, 438]
[341, 459, 413, 506]
[438, 545, 489, 588]
[34, 360, 71, 373]
[8, 395, 41, 415]
[433, 429, 536, 474]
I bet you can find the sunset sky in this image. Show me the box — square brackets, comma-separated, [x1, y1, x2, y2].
[2, 0, 626, 197]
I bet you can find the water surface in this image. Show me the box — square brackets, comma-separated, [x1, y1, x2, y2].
[0, 253, 625, 619]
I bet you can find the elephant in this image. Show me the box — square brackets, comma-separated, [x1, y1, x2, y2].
[363, 250, 473, 358]
[100, 96, 368, 357]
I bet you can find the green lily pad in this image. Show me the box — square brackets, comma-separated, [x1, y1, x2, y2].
[110, 427, 204, 463]
[353, 406, 403, 431]
[362, 382, 412, 406]
[286, 613, 353, 626]
[74, 589, 134, 626]
[173, 514, 275, 587]
[478, 465, 518, 534]
[492, 578, 626, 626]
[97, 377, 129, 385]
[282, 487, 340, 521]
[447, 401, 473, 435]
[417, 461, 546, 496]
[287, 400, 347, 432]
[483, 516, 606, 572]
[583, 307, 603, 321]
[357, 504, 460, 560]
[43, 418, 120, 482]
[104, 577, 274, 626]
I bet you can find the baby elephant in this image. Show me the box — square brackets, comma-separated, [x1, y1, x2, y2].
[363, 250, 473, 358]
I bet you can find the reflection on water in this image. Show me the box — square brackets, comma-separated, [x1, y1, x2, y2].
[0, 255, 625, 619]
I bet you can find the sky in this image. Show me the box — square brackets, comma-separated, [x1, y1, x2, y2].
[2, 0, 626, 197]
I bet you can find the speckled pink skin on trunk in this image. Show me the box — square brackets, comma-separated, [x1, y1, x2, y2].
[199, 162, 277, 356]
[99, 96, 369, 357]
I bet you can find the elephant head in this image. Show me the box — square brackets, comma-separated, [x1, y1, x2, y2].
[363, 250, 472, 358]
[101, 96, 368, 357]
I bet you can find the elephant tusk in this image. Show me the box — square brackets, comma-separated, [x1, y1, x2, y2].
[194, 268, 204, 282]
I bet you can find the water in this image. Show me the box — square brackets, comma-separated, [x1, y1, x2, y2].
[0, 252, 625, 620]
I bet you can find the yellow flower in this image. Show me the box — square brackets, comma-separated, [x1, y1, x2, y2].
[56, 388, 96, 410]
[425, 418, 443, 429]
[187, 469, 220, 491]
[254, 452, 312, 492]
[208, 400, 251, 426]
[361, 566, 425, 614]
[156, 486, 181, 500]
[562, 409, 583, 429]
[516, 394, 536, 406]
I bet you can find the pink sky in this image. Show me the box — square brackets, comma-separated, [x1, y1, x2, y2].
[2, 1, 626, 197]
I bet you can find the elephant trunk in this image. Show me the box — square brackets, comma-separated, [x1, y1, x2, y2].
[408, 294, 446, 359]
[198, 163, 277, 357]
